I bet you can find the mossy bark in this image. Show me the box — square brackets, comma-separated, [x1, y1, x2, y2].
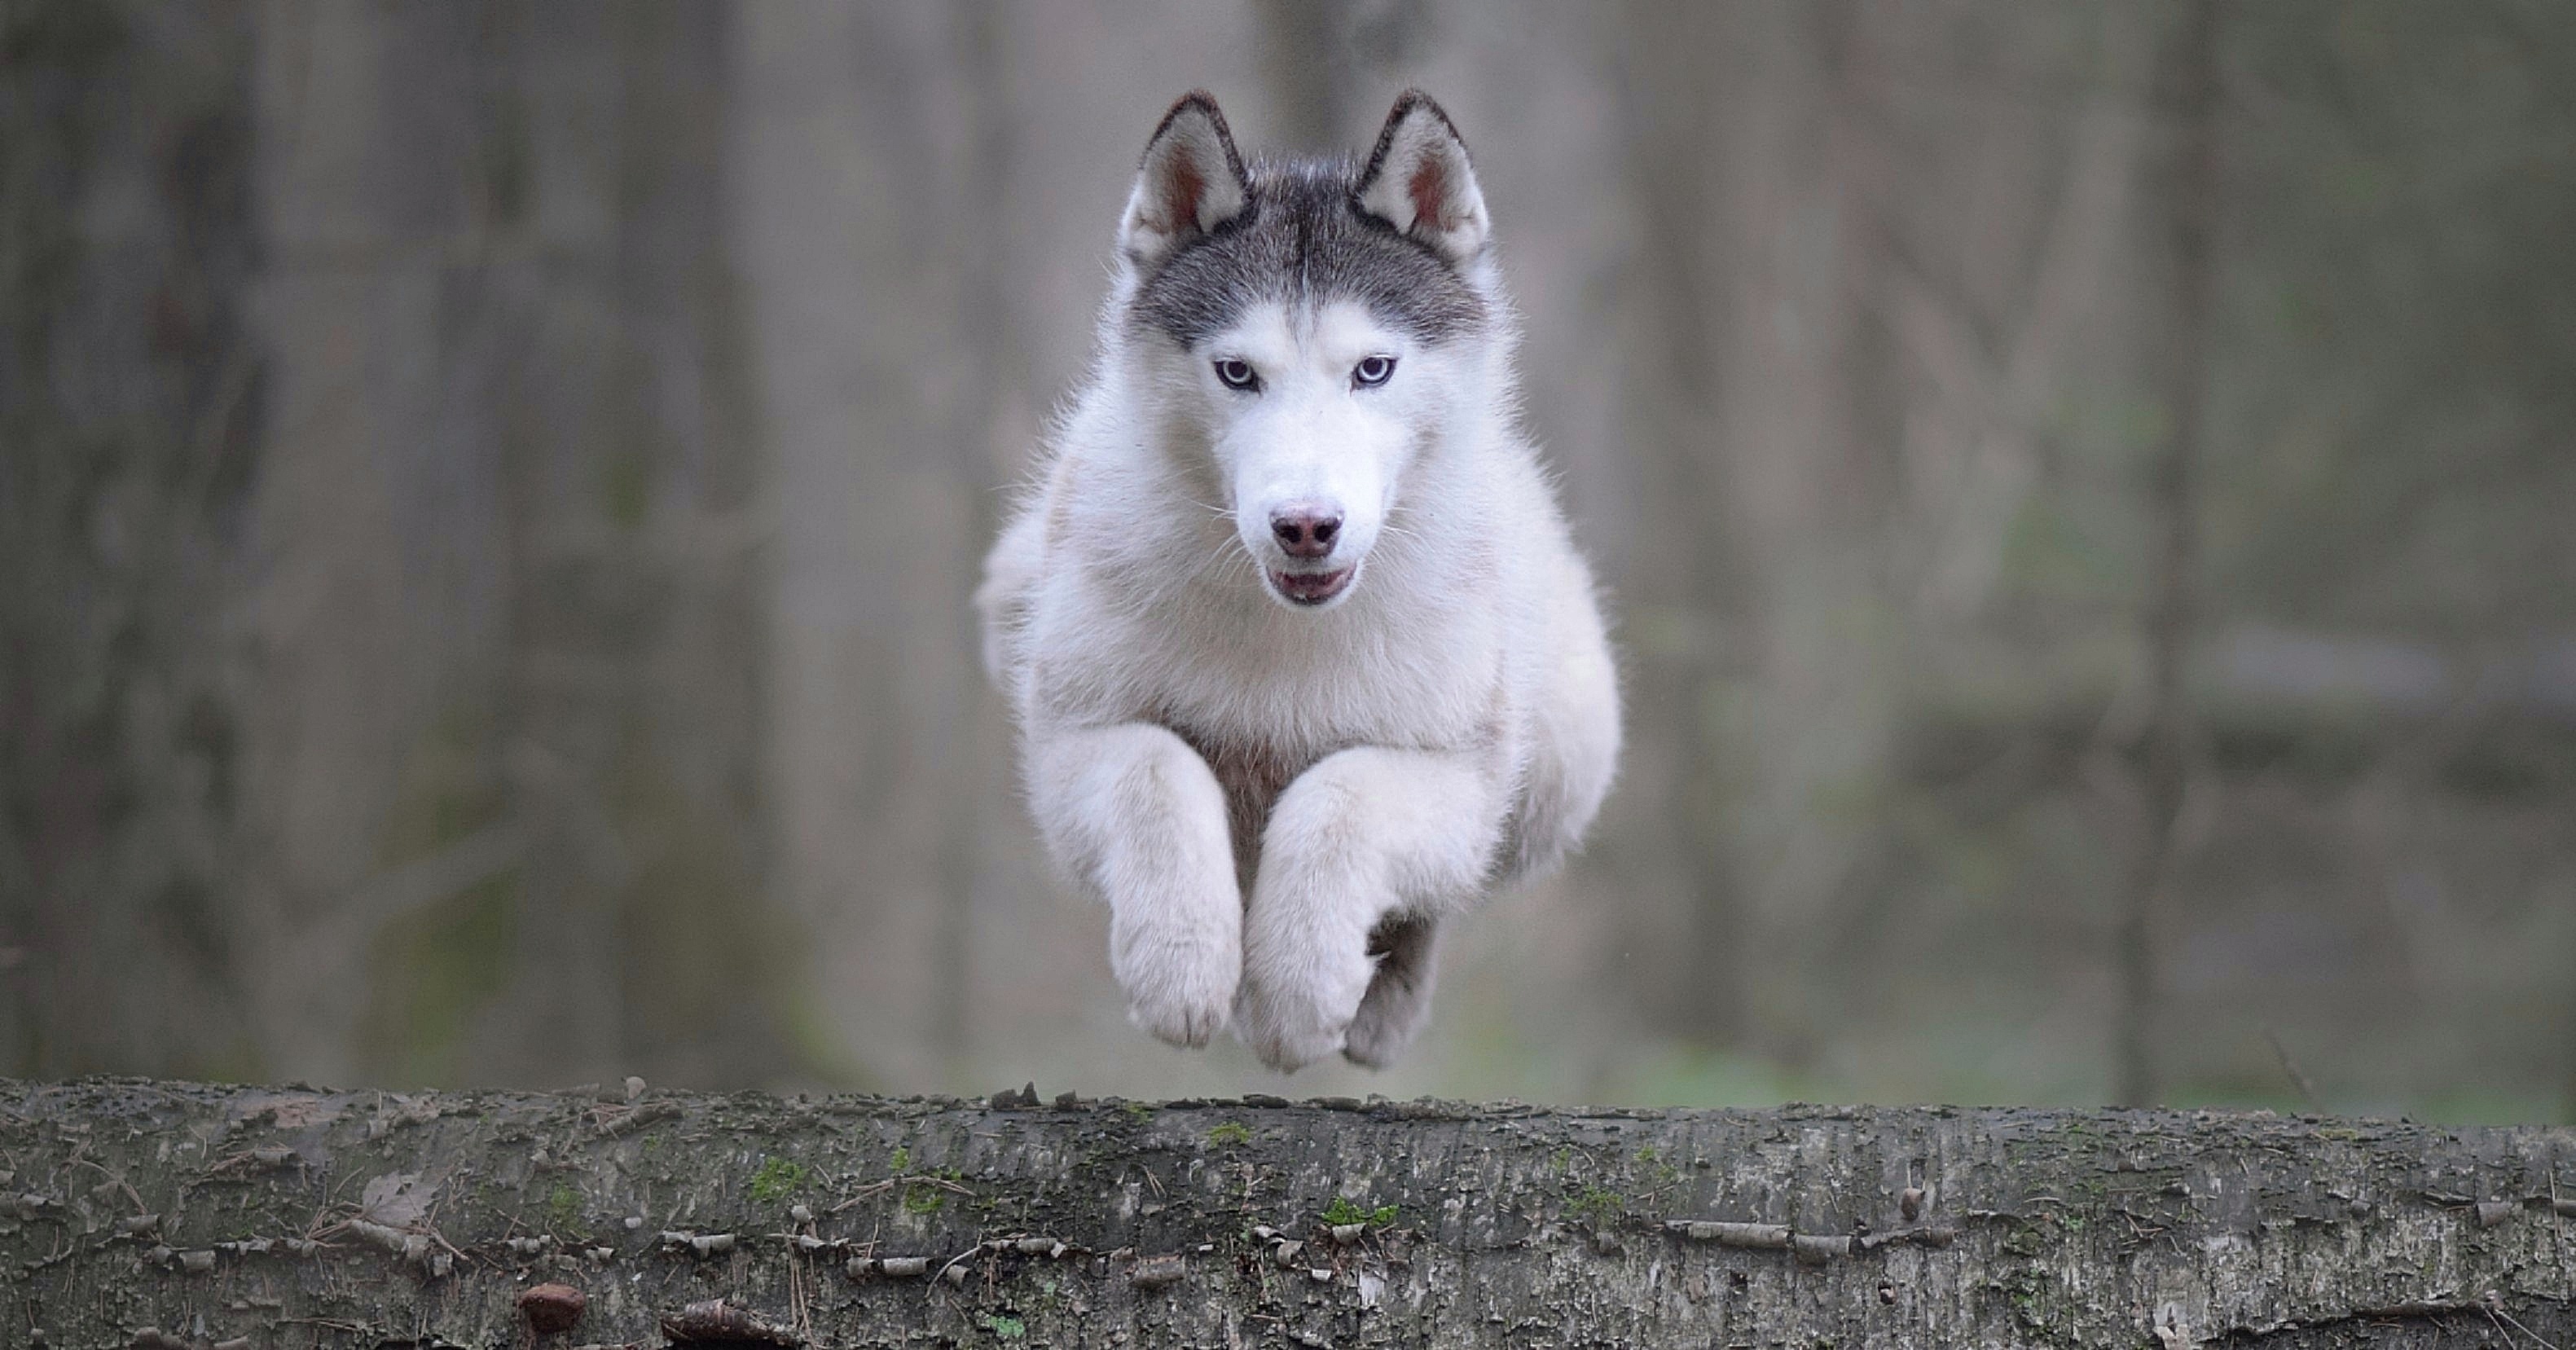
[4, 1080, 2573, 1348]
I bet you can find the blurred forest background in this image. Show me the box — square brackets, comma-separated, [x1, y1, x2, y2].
[5, 0, 2573, 1121]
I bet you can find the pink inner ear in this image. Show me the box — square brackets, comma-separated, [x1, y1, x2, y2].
[1406, 156, 1451, 231]
[1163, 157, 1205, 232]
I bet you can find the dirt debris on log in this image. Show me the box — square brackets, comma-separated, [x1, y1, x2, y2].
[0, 1079, 2571, 1347]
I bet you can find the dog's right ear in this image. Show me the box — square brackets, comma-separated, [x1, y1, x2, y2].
[1119, 91, 1251, 265]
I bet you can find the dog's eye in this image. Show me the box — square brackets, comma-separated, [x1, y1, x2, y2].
[1352, 354, 1397, 389]
[1213, 358, 1261, 391]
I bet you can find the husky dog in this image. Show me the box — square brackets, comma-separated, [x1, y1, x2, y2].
[977, 90, 1620, 1072]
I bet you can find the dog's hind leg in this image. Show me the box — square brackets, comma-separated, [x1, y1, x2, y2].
[1342, 914, 1440, 1069]
[1030, 723, 1242, 1048]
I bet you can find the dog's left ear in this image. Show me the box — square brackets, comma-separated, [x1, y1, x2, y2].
[1356, 91, 1489, 265]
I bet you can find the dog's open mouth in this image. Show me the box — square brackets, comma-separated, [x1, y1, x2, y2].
[1270, 567, 1353, 607]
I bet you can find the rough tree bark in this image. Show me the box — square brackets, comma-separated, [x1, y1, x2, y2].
[5, 1080, 2573, 1348]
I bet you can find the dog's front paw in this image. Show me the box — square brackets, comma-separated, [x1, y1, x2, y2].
[1129, 978, 1234, 1049]
[1236, 984, 1354, 1071]
[1236, 931, 1375, 1072]
[1111, 915, 1239, 1049]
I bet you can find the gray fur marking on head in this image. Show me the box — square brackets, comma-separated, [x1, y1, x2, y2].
[1129, 155, 1489, 347]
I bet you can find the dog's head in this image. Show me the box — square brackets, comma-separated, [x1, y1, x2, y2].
[1114, 91, 1498, 611]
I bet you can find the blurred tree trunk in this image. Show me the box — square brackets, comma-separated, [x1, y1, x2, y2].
[1254, 0, 1356, 151]
[1254, 0, 1430, 152]
[10, 1079, 2576, 1348]
[1607, 2, 1906, 1058]
[921, 0, 1013, 1084]
[2117, 0, 2221, 1109]
[1604, 0, 1753, 1048]
[240, 0, 794, 1089]
[732, 2, 1022, 1088]
[0, 1, 263, 1077]
[476, 0, 786, 1090]
[1604, 4, 2173, 1088]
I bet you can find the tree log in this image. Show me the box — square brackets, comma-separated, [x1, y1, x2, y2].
[4, 1080, 2572, 1348]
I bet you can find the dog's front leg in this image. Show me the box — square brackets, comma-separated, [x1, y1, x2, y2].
[1030, 723, 1241, 1047]
[1237, 745, 1502, 1071]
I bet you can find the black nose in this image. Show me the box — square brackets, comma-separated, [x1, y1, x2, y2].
[1270, 508, 1342, 560]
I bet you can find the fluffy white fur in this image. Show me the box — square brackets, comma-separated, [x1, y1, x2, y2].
[978, 94, 1620, 1072]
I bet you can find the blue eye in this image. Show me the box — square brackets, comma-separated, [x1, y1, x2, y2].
[1214, 358, 1260, 390]
[1352, 354, 1396, 388]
